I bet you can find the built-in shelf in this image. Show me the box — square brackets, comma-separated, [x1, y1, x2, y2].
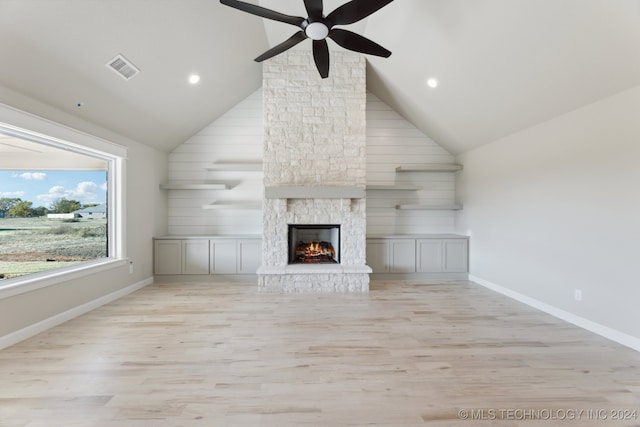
[396, 204, 463, 211]
[376, 163, 464, 212]
[206, 162, 263, 171]
[202, 202, 262, 210]
[160, 183, 229, 190]
[366, 185, 423, 191]
[396, 164, 463, 173]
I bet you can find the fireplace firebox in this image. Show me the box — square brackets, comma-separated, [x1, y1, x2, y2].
[288, 224, 340, 264]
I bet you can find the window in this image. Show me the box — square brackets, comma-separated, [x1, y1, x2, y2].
[0, 113, 126, 289]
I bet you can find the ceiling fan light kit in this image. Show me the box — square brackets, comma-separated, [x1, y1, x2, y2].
[220, 0, 394, 78]
[304, 22, 330, 40]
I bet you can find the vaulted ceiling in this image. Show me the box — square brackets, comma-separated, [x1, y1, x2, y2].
[1, 0, 639, 155]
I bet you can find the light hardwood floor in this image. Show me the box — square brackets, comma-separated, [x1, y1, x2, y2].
[1, 281, 639, 427]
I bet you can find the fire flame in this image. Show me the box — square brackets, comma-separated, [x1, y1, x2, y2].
[294, 241, 336, 263]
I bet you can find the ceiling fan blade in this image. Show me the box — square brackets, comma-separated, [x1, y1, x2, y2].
[220, 0, 305, 27]
[254, 31, 307, 62]
[313, 40, 330, 78]
[326, 0, 394, 26]
[328, 29, 391, 57]
[304, 0, 324, 21]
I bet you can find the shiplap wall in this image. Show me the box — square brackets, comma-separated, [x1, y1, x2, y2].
[166, 89, 263, 235]
[366, 93, 457, 235]
[166, 90, 457, 236]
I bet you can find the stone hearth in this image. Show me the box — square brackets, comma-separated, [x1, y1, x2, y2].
[257, 51, 371, 292]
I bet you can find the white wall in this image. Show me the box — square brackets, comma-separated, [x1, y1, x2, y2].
[165, 89, 459, 237]
[0, 85, 167, 343]
[456, 85, 640, 344]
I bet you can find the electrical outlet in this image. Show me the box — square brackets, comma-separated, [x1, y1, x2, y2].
[129, 261, 134, 274]
[574, 289, 582, 302]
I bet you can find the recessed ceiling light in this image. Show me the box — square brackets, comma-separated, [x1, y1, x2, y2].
[426, 78, 439, 88]
[188, 74, 201, 85]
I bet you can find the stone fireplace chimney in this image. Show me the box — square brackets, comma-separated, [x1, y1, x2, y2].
[257, 50, 371, 292]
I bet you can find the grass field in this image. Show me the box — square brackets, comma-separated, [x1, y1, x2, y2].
[0, 217, 107, 280]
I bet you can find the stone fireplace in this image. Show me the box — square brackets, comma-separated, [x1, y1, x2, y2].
[257, 50, 371, 292]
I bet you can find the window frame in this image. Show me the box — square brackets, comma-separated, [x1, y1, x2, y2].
[0, 104, 128, 299]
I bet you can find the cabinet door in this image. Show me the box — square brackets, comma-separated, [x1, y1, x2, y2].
[154, 240, 182, 275]
[416, 239, 443, 272]
[182, 240, 210, 275]
[237, 239, 261, 274]
[366, 240, 389, 273]
[443, 239, 468, 272]
[210, 239, 237, 275]
[390, 239, 416, 273]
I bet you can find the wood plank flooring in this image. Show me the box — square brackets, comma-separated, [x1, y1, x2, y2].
[1, 281, 640, 426]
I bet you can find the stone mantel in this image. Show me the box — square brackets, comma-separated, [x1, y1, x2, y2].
[265, 185, 365, 199]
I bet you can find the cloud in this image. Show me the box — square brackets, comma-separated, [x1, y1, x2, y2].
[77, 181, 98, 194]
[38, 186, 67, 202]
[0, 191, 25, 198]
[37, 181, 102, 206]
[15, 172, 47, 181]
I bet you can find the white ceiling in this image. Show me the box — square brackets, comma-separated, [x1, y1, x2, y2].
[1, 0, 639, 155]
[0, 134, 108, 170]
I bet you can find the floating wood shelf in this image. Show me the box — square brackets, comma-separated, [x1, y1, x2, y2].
[160, 183, 229, 190]
[396, 164, 463, 172]
[396, 204, 463, 211]
[366, 185, 423, 191]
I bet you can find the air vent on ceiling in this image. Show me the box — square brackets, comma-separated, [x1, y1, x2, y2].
[106, 54, 140, 80]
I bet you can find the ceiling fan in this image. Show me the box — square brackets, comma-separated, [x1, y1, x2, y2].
[220, 0, 395, 78]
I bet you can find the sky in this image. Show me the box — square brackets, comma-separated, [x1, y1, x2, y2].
[0, 170, 107, 208]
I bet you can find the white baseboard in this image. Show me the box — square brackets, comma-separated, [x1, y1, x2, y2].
[0, 277, 154, 350]
[470, 275, 640, 353]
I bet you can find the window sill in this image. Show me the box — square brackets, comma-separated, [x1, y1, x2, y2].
[0, 258, 129, 300]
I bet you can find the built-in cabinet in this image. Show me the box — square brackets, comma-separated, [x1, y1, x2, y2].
[416, 239, 443, 272]
[441, 239, 469, 273]
[209, 239, 236, 275]
[153, 239, 183, 275]
[155, 235, 466, 279]
[235, 239, 262, 274]
[389, 239, 417, 273]
[154, 237, 261, 276]
[363, 239, 418, 273]
[367, 235, 468, 277]
[183, 239, 210, 274]
[154, 239, 211, 275]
